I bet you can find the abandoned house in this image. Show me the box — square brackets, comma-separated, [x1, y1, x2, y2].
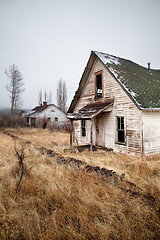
[27, 101, 69, 128]
[67, 51, 160, 155]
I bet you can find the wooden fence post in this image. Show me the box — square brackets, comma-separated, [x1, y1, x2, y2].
[70, 120, 73, 146]
[90, 120, 93, 152]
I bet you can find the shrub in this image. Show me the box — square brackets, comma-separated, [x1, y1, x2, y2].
[47, 121, 71, 132]
[0, 112, 27, 128]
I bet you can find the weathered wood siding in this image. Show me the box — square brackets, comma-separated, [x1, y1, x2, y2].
[74, 59, 143, 155]
[73, 120, 91, 145]
[37, 107, 68, 123]
[143, 112, 160, 154]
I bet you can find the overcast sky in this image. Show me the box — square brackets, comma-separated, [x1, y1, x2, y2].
[0, 0, 160, 110]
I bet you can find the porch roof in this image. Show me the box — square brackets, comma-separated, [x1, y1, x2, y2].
[67, 99, 114, 120]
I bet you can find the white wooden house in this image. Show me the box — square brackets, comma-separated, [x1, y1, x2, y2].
[67, 51, 160, 156]
[27, 101, 69, 128]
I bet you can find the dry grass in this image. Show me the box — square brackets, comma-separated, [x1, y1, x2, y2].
[63, 146, 160, 193]
[0, 128, 160, 240]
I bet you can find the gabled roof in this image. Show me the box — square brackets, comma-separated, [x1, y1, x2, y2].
[28, 104, 66, 117]
[94, 51, 160, 109]
[67, 99, 114, 120]
[31, 106, 43, 113]
[68, 51, 160, 112]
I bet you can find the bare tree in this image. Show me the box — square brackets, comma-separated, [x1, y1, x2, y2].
[62, 81, 67, 111]
[38, 89, 42, 106]
[5, 64, 25, 114]
[44, 90, 47, 102]
[38, 89, 52, 105]
[48, 90, 52, 104]
[57, 80, 62, 109]
[57, 79, 67, 112]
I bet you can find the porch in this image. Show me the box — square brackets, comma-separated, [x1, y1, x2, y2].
[67, 99, 114, 151]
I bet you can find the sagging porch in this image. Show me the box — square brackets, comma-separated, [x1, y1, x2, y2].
[67, 99, 114, 151]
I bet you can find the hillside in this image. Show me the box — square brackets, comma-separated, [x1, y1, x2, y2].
[0, 128, 160, 239]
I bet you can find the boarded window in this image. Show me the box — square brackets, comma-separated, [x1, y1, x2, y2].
[81, 120, 86, 137]
[95, 73, 102, 98]
[117, 116, 125, 144]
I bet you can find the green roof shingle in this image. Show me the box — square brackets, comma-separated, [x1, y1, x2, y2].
[94, 51, 160, 109]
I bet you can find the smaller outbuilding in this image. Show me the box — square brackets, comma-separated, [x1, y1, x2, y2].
[27, 101, 69, 128]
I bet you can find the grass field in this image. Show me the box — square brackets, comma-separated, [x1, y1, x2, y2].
[0, 128, 160, 239]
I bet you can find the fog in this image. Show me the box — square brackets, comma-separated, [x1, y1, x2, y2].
[0, 0, 159, 110]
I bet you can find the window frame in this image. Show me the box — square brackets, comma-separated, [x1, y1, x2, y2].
[31, 117, 36, 126]
[81, 120, 86, 137]
[94, 70, 103, 99]
[116, 116, 125, 145]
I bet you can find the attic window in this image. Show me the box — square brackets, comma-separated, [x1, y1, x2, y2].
[95, 71, 103, 98]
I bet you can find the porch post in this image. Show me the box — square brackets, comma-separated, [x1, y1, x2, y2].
[90, 120, 93, 152]
[70, 120, 73, 146]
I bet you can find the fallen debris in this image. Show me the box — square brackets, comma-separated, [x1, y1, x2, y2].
[14, 141, 25, 193]
[76, 145, 113, 152]
[3, 130, 158, 205]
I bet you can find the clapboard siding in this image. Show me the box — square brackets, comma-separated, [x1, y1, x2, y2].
[143, 112, 160, 154]
[73, 59, 142, 155]
[36, 106, 68, 123]
[74, 120, 91, 145]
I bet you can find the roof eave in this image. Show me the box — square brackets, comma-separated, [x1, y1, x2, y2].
[67, 102, 114, 120]
[141, 108, 160, 112]
[67, 113, 92, 120]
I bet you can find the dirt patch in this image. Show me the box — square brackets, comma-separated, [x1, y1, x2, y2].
[76, 145, 113, 152]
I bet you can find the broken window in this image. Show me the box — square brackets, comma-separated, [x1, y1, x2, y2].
[116, 116, 125, 144]
[95, 72, 103, 98]
[31, 117, 36, 126]
[81, 120, 86, 137]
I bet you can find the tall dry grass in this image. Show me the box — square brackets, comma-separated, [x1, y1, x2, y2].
[0, 128, 160, 239]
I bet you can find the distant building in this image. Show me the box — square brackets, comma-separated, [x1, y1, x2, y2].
[27, 101, 69, 128]
[67, 51, 160, 156]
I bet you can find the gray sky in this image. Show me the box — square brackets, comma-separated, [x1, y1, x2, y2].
[0, 0, 160, 110]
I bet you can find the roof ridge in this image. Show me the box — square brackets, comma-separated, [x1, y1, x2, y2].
[93, 50, 160, 71]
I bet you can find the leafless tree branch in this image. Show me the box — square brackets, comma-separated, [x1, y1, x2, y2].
[5, 64, 25, 114]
